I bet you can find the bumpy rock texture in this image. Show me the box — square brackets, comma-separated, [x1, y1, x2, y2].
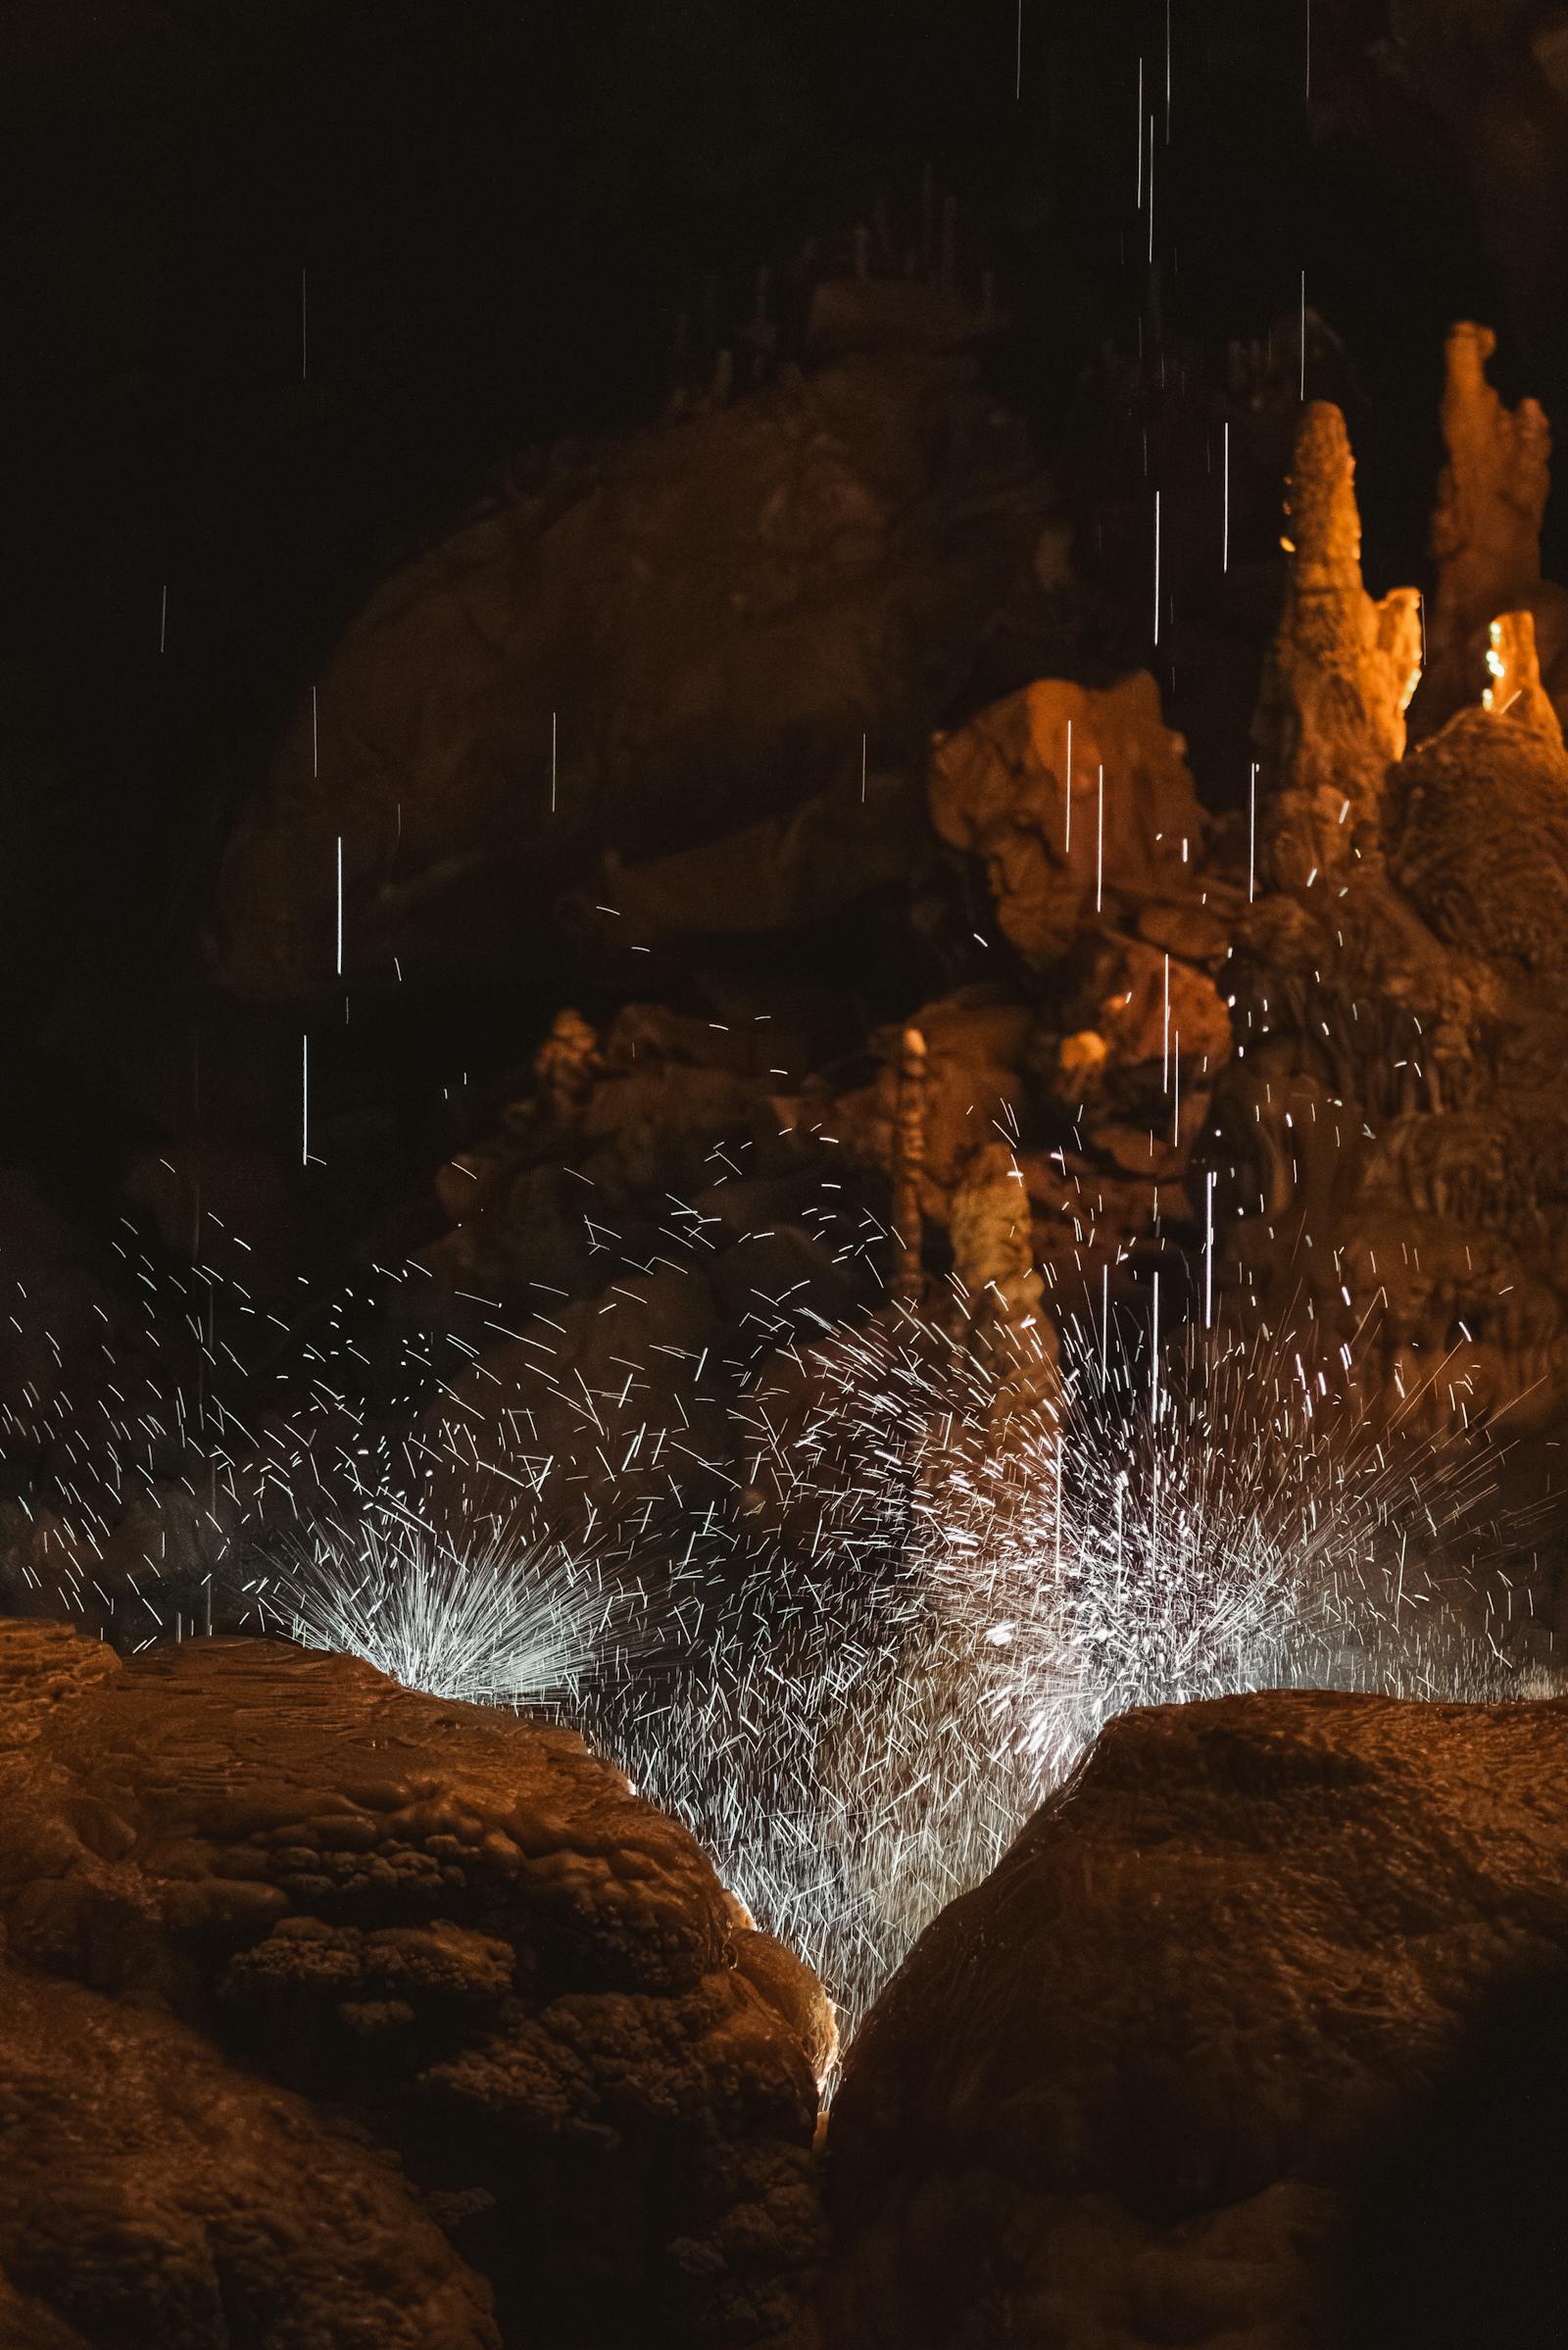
[822, 1687, 1568, 2350]
[0, 1622, 825, 2349]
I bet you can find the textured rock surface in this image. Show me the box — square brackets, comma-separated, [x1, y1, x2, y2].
[0, 1621, 826, 2348]
[29, 320, 1568, 1652]
[0, 1967, 500, 2350]
[210, 352, 1055, 998]
[561, 770, 932, 953]
[1217, 388, 1568, 1436]
[822, 1687, 1568, 2350]
[1252, 403, 1422, 895]
[1390, 610, 1568, 971]
[928, 671, 1208, 965]
[1421, 322, 1561, 726]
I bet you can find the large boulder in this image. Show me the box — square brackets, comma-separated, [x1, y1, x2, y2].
[822, 1687, 1568, 2350]
[0, 1621, 826, 2349]
[209, 353, 1055, 999]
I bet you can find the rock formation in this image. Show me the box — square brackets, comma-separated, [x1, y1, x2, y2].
[1390, 608, 1568, 971]
[1215, 383, 1568, 1445]
[1252, 402, 1422, 894]
[0, 1621, 826, 2348]
[560, 770, 931, 955]
[28, 318, 1568, 1643]
[0, 1964, 501, 2350]
[1420, 320, 1568, 730]
[821, 1686, 1568, 2349]
[209, 346, 1060, 999]
[928, 671, 1209, 964]
[947, 1139, 1058, 1434]
[889, 1023, 929, 1302]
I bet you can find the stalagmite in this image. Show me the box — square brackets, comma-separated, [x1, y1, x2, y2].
[1482, 607, 1563, 742]
[1253, 402, 1422, 896]
[1424, 321, 1551, 728]
[890, 1026, 928, 1301]
[948, 1140, 1059, 1427]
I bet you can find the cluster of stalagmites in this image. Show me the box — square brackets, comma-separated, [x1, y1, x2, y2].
[1224, 322, 1568, 1435]
[403, 316, 1568, 1500]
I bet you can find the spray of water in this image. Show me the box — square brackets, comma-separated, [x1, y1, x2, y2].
[2, 1199, 1556, 2064]
[590, 1294, 1553, 2054]
[269, 1509, 645, 1710]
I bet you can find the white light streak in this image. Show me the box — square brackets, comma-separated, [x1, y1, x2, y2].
[1137, 57, 1144, 206]
[1153, 489, 1161, 645]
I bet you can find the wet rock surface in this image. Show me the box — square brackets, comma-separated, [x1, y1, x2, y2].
[0, 1622, 826, 2349]
[821, 1686, 1568, 2350]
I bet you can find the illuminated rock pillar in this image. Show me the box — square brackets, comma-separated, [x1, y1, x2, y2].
[1254, 402, 1422, 897]
[1426, 321, 1550, 728]
[891, 1025, 927, 1302]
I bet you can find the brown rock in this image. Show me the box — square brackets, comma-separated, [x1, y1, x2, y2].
[1213, 364, 1568, 1441]
[1075, 932, 1232, 1080]
[1388, 608, 1568, 972]
[799, 994, 1033, 1203]
[947, 1141, 1058, 1423]
[929, 673, 1207, 964]
[1135, 897, 1236, 966]
[0, 1965, 500, 2349]
[210, 356, 1055, 998]
[560, 769, 928, 950]
[0, 1623, 824, 2349]
[1091, 1123, 1185, 1177]
[822, 1688, 1568, 2349]
[1253, 403, 1422, 896]
[1421, 321, 1568, 731]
